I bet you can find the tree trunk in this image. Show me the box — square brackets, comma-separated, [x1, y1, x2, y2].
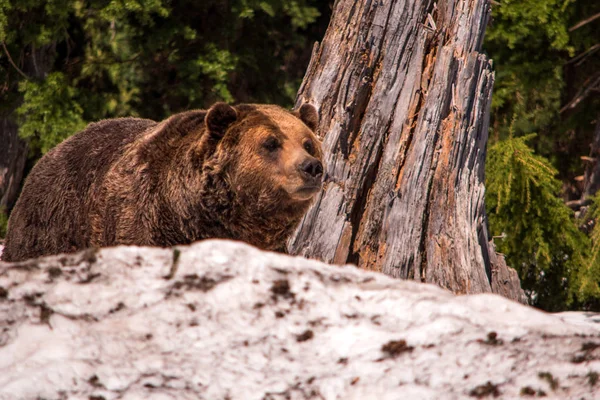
[582, 116, 600, 200]
[0, 112, 27, 213]
[290, 0, 526, 303]
[0, 44, 55, 217]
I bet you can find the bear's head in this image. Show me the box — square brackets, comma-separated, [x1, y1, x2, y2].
[161, 102, 325, 250]
[204, 103, 324, 208]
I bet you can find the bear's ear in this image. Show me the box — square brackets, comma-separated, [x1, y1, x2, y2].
[297, 103, 319, 131]
[206, 102, 238, 137]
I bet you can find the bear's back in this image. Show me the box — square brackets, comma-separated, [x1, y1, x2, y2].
[2, 118, 157, 261]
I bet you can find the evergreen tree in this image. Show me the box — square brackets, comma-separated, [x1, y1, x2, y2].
[484, 0, 600, 310]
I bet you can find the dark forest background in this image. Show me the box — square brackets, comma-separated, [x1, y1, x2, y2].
[1, 0, 599, 311]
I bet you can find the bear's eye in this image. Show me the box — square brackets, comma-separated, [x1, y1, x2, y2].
[263, 137, 281, 152]
[303, 139, 314, 155]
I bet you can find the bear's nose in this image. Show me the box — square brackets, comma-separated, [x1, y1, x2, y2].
[299, 158, 323, 179]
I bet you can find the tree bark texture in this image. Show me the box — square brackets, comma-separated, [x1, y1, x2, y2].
[290, 0, 526, 302]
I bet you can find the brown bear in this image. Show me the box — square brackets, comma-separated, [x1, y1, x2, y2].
[1, 103, 324, 262]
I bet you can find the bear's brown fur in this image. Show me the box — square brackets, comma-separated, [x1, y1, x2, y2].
[2, 103, 324, 262]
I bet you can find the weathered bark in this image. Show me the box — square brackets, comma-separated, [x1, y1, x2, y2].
[488, 241, 528, 304]
[290, 0, 526, 302]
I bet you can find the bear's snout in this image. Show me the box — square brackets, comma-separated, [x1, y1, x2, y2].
[298, 158, 323, 183]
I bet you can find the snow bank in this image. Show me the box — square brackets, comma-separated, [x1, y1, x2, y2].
[0, 240, 599, 399]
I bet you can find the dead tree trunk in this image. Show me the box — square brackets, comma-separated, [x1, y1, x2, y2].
[290, 0, 526, 303]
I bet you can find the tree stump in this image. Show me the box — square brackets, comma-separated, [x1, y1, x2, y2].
[290, 0, 526, 303]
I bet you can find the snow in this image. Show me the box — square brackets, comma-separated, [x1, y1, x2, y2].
[0, 240, 599, 399]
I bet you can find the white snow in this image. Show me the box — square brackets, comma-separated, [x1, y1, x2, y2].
[0, 240, 599, 399]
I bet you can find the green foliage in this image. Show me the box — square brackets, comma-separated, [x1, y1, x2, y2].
[486, 133, 600, 310]
[486, 0, 572, 51]
[2, 0, 74, 45]
[1, 0, 328, 156]
[485, 1, 600, 172]
[485, 1, 600, 311]
[0, 0, 10, 42]
[234, 0, 320, 28]
[17, 72, 86, 154]
[485, 0, 573, 142]
[97, 0, 169, 22]
[579, 196, 600, 303]
[184, 44, 238, 104]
